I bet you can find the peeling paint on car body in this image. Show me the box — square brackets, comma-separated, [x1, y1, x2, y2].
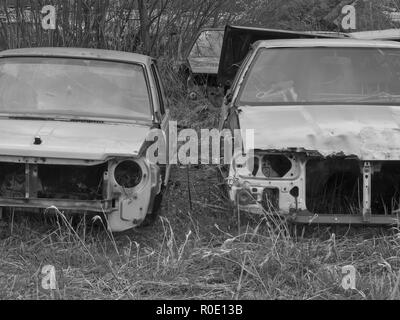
[238, 105, 400, 161]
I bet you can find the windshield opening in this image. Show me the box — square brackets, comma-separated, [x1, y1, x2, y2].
[0, 57, 152, 120]
[239, 47, 400, 106]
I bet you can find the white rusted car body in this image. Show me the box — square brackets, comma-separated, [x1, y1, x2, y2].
[220, 38, 400, 225]
[0, 47, 170, 232]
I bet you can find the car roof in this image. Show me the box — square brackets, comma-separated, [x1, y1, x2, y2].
[351, 28, 400, 40]
[0, 47, 152, 64]
[255, 38, 400, 49]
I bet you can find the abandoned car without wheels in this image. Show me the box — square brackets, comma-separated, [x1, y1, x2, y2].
[219, 38, 400, 225]
[0, 47, 170, 232]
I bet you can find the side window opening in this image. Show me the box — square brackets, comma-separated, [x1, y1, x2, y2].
[151, 63, 166, 116]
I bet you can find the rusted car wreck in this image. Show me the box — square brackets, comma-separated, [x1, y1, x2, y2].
[0, 48, 169, 232]
[219, 37, 400, 225]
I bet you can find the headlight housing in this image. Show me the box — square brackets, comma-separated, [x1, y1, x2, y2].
[114, 160, 143, 189]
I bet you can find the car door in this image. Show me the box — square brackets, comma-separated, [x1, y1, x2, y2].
[150, 61, 171, 185]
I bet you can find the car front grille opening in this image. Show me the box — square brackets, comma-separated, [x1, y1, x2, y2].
[37, 164, 107, 200]
[0, 162, 107, 201]
[0, 163, 26, 198]
[306, 158, 362, 215]
[371, 161, 400, 215]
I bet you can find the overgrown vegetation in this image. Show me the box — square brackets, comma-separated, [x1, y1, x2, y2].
[2, 165, 400, 300]
[2, 0, 400, 301]
[2, 0, 400, 55]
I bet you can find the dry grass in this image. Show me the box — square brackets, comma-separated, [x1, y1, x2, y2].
[2, 183, 400, 300]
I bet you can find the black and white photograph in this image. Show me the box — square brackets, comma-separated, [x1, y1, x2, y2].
[0, 0, 400, 308]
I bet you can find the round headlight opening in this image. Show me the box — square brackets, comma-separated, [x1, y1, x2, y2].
[114, 161, 143, 188]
